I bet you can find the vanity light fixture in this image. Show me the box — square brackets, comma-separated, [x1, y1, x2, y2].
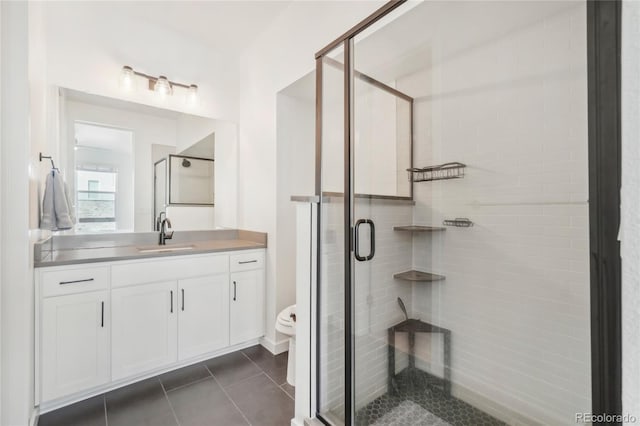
[119, 65, 135, 91]
[186, 84, 199, 106]
[154, 75, 172, 96]
[120, 65, 199, 104]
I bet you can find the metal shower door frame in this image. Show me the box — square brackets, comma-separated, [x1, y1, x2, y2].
[313, 0, 622, 425]
[313, 2, 409, 424]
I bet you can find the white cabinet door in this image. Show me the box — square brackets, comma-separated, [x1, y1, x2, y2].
[229, 269, 265, 345]
[111, 281, 177, 380]
[41, 291, 109, 401]
[178, 274, 229, 360]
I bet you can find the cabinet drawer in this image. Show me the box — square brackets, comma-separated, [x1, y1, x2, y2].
[112, 254, 228, 288]
[230, 250, 265, 272]
[41, 266, 109, 297]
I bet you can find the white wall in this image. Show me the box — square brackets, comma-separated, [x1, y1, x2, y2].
[276, 88, 315, 340]
[175, 114, 217, 154]
[402, 2, 590, 424]
[1, 2, 36, 425]
[238, 0, 385, 351]
[151, 144, 175, 164]
[622, 0, 640, 422]
[43, 2, 239, 122]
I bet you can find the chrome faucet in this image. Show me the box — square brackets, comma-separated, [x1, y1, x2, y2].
[159, 218, 173, 245]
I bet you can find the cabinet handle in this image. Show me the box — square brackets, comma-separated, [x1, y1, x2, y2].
[170, 290, 173, 313]
[233, 281, 237, 301]
[59, 278, 94, 285]
[101, 301, 104, 328]
[181, 288, 185, 311]
[238, 260, 257, 264]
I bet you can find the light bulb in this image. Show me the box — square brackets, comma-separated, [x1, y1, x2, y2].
[186, 84, 199, 106]
[154, 76, 172, 97]
[120, 66, 134, 91]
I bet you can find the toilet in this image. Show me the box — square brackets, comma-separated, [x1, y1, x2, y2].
[276, 304, 296, 386]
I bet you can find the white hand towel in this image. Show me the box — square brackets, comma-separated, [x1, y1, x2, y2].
[40, 171, 56, 230]
[53, 170, 74, 230]
[40, 170, 76, 230]
[63, 181, 76, 225]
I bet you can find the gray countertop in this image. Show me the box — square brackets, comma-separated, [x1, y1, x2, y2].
[35, 229, 267, 268]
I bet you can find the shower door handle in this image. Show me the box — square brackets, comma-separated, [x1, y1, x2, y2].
[354, 219, 375, 261]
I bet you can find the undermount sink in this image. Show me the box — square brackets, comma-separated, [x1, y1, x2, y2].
[137, 245, 195, 253]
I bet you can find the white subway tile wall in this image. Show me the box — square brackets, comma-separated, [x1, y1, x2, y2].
[403, 1, 590, 424]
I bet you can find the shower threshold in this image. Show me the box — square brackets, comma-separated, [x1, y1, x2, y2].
[355, 369, 505, 426]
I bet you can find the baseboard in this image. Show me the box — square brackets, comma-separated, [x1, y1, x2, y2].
[260, 335, 290, 355]
[29, 407, 40, 426]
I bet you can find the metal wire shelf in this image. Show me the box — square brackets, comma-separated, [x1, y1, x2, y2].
[407, 162, 466, 182]
[443, 218, 474, 228]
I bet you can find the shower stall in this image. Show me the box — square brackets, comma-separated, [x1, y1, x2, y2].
[314, 1, 602, 425]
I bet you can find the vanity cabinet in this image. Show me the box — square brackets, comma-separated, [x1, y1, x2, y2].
[41, 290, 110, 402]
[229, 251, 266, 345]
[111, 281, 178, 381]
[36, 249, 265, 409]
[111, 275, 230, 379]
[230, 269, 265, 345]
[178, 274, 230, 360]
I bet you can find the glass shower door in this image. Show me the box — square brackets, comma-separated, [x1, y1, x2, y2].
[317, 2, 592, 425]
[346, 1, 592, 425]
[316, 14, 421, 425]
[317, 44, 347, 425]
[350, 34, 415, 425]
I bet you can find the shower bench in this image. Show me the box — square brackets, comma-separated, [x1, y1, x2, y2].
[387, 319, 451, 397]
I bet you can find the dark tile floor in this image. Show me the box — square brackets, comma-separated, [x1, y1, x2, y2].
[38, 346, 294, 426]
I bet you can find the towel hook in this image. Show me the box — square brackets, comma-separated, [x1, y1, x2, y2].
[39, 153, 58, 171]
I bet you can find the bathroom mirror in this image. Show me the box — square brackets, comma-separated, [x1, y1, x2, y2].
[168, 155, 214, 205]
[57, 87, 236, 234]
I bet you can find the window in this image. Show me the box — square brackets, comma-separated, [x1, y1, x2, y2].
[87, 180, 99, 192]
[76, 170, 117, 233]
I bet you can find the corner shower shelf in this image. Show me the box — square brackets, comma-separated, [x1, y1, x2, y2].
[407, 162, 466, 182]
[393, 225, 446, 232]
[394, 270, 445, 283]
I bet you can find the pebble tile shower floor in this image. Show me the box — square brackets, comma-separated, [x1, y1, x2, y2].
[355, 370, 505, 426]
[38, 345, 294, 426]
